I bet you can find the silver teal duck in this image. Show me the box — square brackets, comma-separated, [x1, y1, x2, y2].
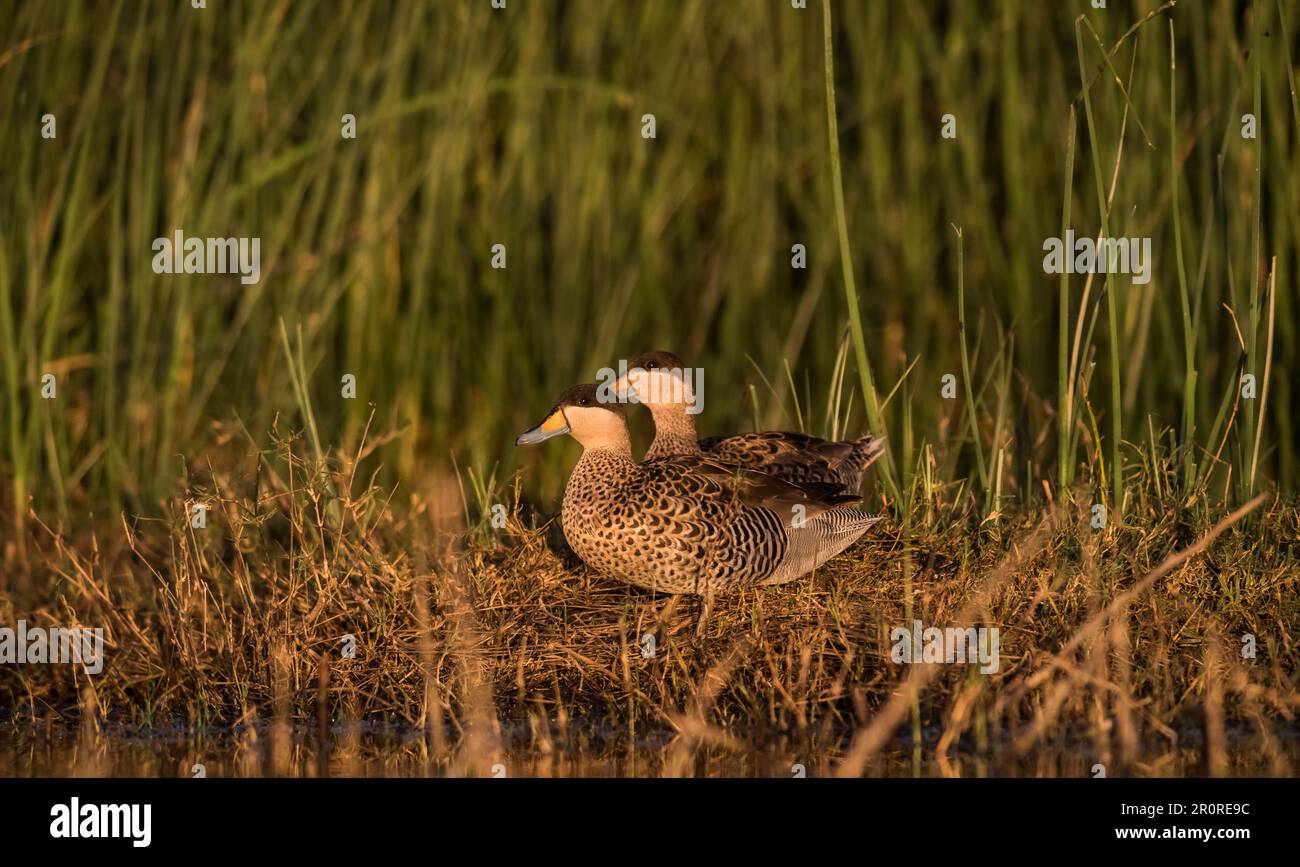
[516, 383, 883, 594]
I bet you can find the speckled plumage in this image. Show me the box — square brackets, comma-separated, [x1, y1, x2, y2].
[518, 383, 883, 594]
[697, 430, 885, 491]
[626, 351, 886, 493]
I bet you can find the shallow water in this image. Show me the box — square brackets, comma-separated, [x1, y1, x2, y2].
[3, 717, 1296, 778]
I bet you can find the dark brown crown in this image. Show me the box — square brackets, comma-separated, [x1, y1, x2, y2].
[629, 350, 687, 372]
[555, 382, 626, 415]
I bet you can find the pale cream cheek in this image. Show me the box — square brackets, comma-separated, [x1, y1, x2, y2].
[645, 371, 692, 409]
[564, 405, 628, 445]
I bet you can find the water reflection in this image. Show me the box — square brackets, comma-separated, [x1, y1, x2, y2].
[3, 718, 1295, 777]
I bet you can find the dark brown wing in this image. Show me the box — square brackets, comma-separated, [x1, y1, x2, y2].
[700, 431, 884, 491]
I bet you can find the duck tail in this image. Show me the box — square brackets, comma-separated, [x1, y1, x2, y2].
[820, 434, 886, 492]
[850, 434, 887, 468]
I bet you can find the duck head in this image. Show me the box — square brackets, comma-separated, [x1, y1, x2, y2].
[616, 350, 700, 413]
[516, 382, 629, 450]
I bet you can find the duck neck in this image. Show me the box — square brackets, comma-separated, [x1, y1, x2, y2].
[574, 442, 637, 475]
[646, 404, 701, 459]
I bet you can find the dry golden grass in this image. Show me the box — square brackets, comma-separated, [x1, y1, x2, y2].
[2, 426, 1297, 778]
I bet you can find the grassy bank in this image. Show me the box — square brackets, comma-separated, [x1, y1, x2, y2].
[2, 436, 1298, 776]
